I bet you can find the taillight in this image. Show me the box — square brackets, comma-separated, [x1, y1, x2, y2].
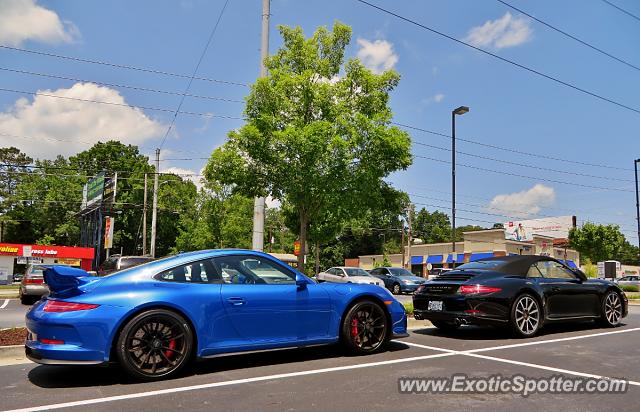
[458, 285, 502, 295]
[43, 301, 99, 312]
[39, 338, 65, 345]
[24, 278, 44, 285]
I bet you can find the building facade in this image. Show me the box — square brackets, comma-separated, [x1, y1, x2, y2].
[357, 229, 580, 276]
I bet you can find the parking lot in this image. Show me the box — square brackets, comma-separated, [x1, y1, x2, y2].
[0, 306, 638, 411]
[0, 299, 29, 329]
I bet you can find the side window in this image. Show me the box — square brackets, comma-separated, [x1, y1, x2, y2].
[156, 259, 222, 284]
[370, 268, 380, 276]
[326, 268, 337, 275]
[536, 261, 576, 280]
[527, 264, 544, 278]
[212, 255, 296, 285]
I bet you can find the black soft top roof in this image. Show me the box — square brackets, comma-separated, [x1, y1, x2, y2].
[458, 255, 565, 276]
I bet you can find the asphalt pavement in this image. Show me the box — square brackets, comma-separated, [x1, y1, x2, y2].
[0, 299, 29, 329]
[1, 307, 639, 411]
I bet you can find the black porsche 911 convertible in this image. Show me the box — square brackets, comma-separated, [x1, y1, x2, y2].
[413, 255, 628, 337]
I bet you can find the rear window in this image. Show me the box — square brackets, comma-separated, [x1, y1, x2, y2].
[120, 257, 154, 269]
[455, 260, 510, 270]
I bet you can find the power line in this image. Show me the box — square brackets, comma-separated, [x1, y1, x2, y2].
[0, 86, 242, 120]
[355, 0, 640, 115]
[497, 0, 640, 73]
[412, 140, 633, 182]
[412, 154, 635, 192]
[601, 0, 640, 22]
[0, 67, 244, 103]
[0, 45, 248, 87]
[394, 122, 632, 171]
[159, 0, 231, 149]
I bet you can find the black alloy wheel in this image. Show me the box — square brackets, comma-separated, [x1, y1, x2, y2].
[116, 309, 193, 380]
[600, 291, 623, 327]
[342, 300, 388, 354]
[510, 294, 541, 338]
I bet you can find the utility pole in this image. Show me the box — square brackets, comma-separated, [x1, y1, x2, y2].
[252, 0, 270, 251]
[142, 173, 148, 255]
[451, 106, 469, 268]
[406, 204, 413, 270]
[150, 149, 159, 258]
[635, 159, 640, 263]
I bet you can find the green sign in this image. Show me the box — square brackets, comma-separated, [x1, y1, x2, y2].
[86, 172, 105, 208]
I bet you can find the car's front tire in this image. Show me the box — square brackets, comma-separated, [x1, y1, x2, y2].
[510, 294, 541, 338]
[116, 309, 193, 381]
[599, 290, 623, 327]
[341, 300, 388, 354]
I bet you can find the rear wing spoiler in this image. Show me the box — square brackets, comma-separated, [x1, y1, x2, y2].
[43, 265, 99, 298]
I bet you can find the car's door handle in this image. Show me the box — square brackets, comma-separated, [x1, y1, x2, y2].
[227, 297, 246, 306]
[551, 287, 560, 292]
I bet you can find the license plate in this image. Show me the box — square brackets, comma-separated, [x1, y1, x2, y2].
[428, 301, 443, 311]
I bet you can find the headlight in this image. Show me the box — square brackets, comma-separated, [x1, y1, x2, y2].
[401, 279, 412, 285]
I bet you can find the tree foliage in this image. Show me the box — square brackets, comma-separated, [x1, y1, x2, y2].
[569, 222, 628, 263]
[205, 22, 412, 270]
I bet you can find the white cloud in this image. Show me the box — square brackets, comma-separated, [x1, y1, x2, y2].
[356, 38, 398, 73]
[163, 166, 203, 191]
[0, 0, 79, 46]
[488, 184, 555, 218]
[0, 82, 165, 159]
[465, 12, 532, 49]
[433, 93, 445, 103]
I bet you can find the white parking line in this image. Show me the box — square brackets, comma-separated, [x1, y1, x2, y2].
[0, 299, 9, 309]
[2, 351, 458, 412]
[5, 326, 640, 412]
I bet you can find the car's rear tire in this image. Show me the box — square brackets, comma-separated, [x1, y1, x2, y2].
[341, 300, 388, 354]
[431, 320, 460, 332]
[510, 294, 541, 338]
[392, 284, 401, 295]
[116, 309, 193, 381]
[599, 290, 623, 327]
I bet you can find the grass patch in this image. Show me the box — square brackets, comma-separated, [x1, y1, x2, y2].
[403, 302, 413, 315]
[625, 292, 640, 300]
[620, 284, 640, 293]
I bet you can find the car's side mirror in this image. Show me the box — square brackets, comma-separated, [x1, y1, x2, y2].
[295, 273, 308, 290]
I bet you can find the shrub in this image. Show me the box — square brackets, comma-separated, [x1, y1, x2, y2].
[620, 284, 640, 292]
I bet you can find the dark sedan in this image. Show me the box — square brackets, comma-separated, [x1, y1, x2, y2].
[369, 267, 426, 294]
[413, 255, 627, 337]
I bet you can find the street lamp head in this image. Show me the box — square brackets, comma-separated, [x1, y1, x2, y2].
[453, 106, 469, 115]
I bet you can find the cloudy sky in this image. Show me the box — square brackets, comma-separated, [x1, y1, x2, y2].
[0, 0, 638, 243]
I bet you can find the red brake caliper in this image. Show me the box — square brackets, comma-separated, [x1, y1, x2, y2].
[164, 339, 176, 359]
[351, 317, 359, 340]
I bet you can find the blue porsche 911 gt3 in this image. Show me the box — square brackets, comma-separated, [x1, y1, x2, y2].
[25, 249, 408, 380]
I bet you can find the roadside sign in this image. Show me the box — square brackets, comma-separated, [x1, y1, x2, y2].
[104, 217, 115, 249]
[294, 240, 301, 256]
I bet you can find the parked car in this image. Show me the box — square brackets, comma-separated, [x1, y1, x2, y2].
[316, 267, 384, 287]
[25, 250, 408, 380]
[414, 255, 627, 338]
[19, 265, 49, 305]
[97, 255, 155, 276]
[615, 275, 640, 287]
[369, 267, 426, 295]
[13, 272, 24, 283]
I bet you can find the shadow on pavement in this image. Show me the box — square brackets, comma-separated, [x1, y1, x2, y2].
[27, 340, 412, 388]
[411, 320, 627, 341]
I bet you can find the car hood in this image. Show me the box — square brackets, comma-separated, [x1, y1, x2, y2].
[348, 276, 382, 285]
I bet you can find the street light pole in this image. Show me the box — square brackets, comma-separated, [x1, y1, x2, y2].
[451, 106, 469, 267]
[635, 159, 640, 264]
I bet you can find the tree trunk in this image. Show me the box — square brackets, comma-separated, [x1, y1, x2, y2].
[298, 212, 307, 273]
[314, 241, 320, 274]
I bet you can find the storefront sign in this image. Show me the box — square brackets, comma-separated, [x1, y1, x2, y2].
[293, 240, 301, 256]
[0, 245, 19, 255]
[104, 217, 115, 249]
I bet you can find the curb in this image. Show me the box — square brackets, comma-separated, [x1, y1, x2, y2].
[0, 344, 28, 366]
[407, 318, 432, 330]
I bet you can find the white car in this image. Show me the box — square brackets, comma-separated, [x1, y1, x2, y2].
[316, 266, 384, 287]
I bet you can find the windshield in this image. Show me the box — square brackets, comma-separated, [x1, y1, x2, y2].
[455, 260, 508, 271]
[345, 268, 372, 277]
[388, 267, 414, 277]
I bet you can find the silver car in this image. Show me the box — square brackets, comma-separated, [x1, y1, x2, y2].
[316, 266, 384, 287]
[616, 275, 640, 288]
[19, 265, 49, 305]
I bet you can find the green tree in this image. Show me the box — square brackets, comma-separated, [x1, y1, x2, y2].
[413, 209, 451, 243]
[569, 222, 627, 263]
[205, 22, 412, 271]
